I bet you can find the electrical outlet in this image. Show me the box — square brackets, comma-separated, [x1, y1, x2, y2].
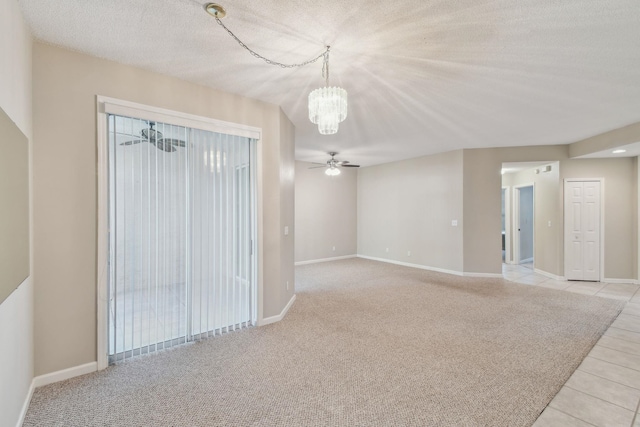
[332, 246, 336, 251]
[286, 281, 289, 290]
[284, 226, 289, 236]
[407, 251, 411, 257]
[548, 220, 552, 227]
[385, 248, 389, 253]
[451, 220, 458, 226]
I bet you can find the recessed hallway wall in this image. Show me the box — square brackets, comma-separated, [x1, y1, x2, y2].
[295, 161, 357, 263]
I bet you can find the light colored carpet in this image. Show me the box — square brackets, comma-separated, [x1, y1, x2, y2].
[24, 258, 624, 426]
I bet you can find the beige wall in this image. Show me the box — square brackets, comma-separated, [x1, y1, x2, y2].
[569, 122, 640, 158]
[32, 42, 294, 376]
[279, 109, 296, 304]
[0, 1, 31, 136]
[0, 0, 33, 425]
[560, 158, 638, 280]
[502, 163, 562, 276]
[464, 145, 637, 279]
[462, 149, 503, 274]
[316, 140, 637, 281]
[295, 161, 357, 263]
[0, 107, 30, 304]
[357, 150, 464, 273]
[462, 146, 569, 274]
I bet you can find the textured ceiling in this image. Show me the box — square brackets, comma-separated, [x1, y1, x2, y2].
[19, 0, 640, 166]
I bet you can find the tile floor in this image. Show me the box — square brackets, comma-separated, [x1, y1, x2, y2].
[502, 263, 640, 426]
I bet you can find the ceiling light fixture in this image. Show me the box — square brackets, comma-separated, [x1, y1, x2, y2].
[325, 166, 341, 176]
[308, 48, 347, 135]
[612, 149, 626, 154]
[204, 3, 347, 135]
[204, 3, 226, 19]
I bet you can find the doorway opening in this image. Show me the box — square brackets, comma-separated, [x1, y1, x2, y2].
[514, 185, 534, 268]
[501, 162, 549, 274]
[501, 187, 510, 263]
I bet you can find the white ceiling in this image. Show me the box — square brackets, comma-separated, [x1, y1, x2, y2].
[19, 0, 640, 166]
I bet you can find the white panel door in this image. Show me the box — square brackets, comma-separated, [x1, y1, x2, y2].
[564, 181, 601, 281]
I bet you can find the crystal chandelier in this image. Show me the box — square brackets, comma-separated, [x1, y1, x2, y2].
[308, 49, 348, 135]
[205, 4, 348, 135]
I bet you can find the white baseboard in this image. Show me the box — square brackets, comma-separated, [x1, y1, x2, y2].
[357, 255, 502, 278]
[520, 257, 534, 263]
[294, 255, 356, 266]
[534, 269, 565, 281]
[357, 254, 464, 276]
[17, 361, 98, 426]
[257, 294, 296, 326]
[604, 278, 639, 285]
[16, 380, 35, 427]
[32, 362, 98, 389]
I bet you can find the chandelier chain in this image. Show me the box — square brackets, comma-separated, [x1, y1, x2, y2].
[215, 17, 329, 69]
[322, 50, 329, 86]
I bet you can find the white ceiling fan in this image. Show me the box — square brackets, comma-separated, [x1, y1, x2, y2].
[309, 152, 360, 175]
[120, 122, 186, 153]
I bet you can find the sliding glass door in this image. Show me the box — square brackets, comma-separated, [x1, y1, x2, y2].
[107, 114, 255, 364]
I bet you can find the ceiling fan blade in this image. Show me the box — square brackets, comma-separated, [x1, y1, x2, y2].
[155, 140, 177, 152]
[336, 161, 349, 165]
[310, 162, 326, 165]
[160, 138, 186, 147]
[120, 139, 144, 146]
[308, 166, 328, 169]
[341, 164, 360, 168]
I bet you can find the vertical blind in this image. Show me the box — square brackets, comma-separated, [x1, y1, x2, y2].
[107, 114, 255, 364]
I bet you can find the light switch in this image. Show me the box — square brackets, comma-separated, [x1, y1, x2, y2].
[284, 226, 289, 236]
[451, 220, 458, 226]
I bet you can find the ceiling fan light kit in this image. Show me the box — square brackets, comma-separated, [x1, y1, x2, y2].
[310, 152, 359, 176]
[205, 3, 347, 135]
[325, 166, 341, 176]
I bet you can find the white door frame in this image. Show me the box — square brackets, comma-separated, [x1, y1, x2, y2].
[513, 183, 535, 265]
[502, 186, 512, 264]
[563, 178, 605, 282]
[95, 96, 263, 370]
